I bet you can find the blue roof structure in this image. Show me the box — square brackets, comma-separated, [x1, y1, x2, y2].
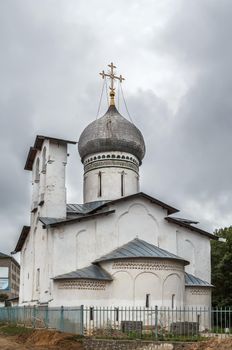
[185, 272, 213, 287]
[94, 238, 189, 265]
[53, 264, 112, 281]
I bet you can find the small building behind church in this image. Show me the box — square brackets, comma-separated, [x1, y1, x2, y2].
[0, 252, 20, 305]
[14, 63, 218, 310]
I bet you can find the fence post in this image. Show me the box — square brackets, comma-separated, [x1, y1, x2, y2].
[45, 306, 49, 328]
[60, 306, 64, 332]
[155, 305, 158, 339]
[33, 305, 36, 328]
[80, 305, 84, 335]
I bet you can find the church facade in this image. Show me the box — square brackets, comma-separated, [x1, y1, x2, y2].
[14, 64, 218, 309]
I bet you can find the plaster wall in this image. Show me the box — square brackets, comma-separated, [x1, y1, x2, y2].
[52, 259, 185, 307]
[83, 151, 139, 203]
[20, 195, 212, 306]
[176, 228, 211, 282]
[31, 139, 68, 219]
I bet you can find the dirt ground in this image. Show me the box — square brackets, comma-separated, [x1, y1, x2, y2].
[0, 329, 84, 350]
[0, 329, 231, 350]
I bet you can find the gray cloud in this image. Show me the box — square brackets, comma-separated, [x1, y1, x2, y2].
[1, 0, 232, 254]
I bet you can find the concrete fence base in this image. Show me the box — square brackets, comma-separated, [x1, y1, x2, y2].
[83, 339, 175, 350]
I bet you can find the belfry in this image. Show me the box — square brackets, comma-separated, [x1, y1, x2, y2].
[14, 63, 217, 322]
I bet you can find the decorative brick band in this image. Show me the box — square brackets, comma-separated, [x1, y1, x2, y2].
[189, 288, 210, 295]
[84, 159, 139, 174]
[112, 260, 183, 271]
[58, 280, 107, 290]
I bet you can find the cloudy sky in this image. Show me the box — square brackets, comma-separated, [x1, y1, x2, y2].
[1, 0, 232, 254]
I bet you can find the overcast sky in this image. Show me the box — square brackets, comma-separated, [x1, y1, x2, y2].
[1, 0, 232, 254]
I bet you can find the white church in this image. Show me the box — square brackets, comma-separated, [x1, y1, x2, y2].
[14, 63, 218, 308]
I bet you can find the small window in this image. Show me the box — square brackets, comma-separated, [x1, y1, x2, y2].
[35, 158, 40, 182]
[98, 171, 102, 197]
[90, 307, 94, 321]
[42, 147, 47, 173]
[172, 294, 175, 308]
[36, 268, 40, 291]
[146, 294, 150, 308]
[121, 171, 125, 196]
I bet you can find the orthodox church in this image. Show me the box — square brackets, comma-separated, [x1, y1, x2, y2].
[14, 63, 218, 308]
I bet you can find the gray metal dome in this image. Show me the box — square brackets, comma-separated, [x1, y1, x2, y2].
[78, 105, 146, 164]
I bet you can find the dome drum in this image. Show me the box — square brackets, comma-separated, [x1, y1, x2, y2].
[83, 151, 139, 175]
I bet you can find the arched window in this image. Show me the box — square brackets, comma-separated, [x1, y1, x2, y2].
[35, 158, 40, 182]
[42, 147, 47, 173]
[98, 171, 102, 197]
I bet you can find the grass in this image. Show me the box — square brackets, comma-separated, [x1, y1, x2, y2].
[0, 324, 34, 336]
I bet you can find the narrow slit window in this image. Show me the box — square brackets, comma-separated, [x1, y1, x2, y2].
[146, 294, 150, 308]
[121, 171, 125, 196]
[98, 171, 102, 197]
[35, 158, 40, 182]
[36, 268, 40, 291]
[171, 294, 175, 308]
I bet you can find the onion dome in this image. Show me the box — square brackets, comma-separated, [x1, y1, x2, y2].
[78, 105, 146, 164]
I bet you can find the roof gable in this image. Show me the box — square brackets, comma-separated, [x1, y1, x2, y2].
[94, 238, 189, 265]
[67, 192, 179, 216]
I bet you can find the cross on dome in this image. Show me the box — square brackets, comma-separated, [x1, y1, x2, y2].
[100, 62, 125, 106]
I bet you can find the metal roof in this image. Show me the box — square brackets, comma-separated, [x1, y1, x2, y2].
[185, 272, 213, 287]
[173, 218, 199, 225]
[78, 105, 146, 164]
[14, 226, 30, 253]
[94, 238, 189, 265]
[67, 192, 179, 216]
[25, 135, 77, 171]
[39, 209, 115, 228]
[0, 252, 11, 258]
[67, 200, 109, 215]
[165, 217, 218, 240]
[53, 264, 112, 281]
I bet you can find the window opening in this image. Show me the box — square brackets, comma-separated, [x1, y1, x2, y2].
[171, 294, 175, 308]
[36, 268, 40, 291]
[121, 171, 125, 196]
[42, 147, 47, 173]
[98, 171, 102, 197]
[146, 294, 150, 308]
[35, 158, 40, 182]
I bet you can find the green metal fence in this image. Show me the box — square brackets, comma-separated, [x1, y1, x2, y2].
[0, 306, 83, 334]
[0, 306, 231, 339]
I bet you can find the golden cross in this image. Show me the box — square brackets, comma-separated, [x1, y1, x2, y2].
[100, 62, 125, 106]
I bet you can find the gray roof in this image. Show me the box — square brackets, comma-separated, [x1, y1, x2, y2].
[0, 252, 11, 258]
[53, 264, 112, 281]
[94, 238, 189, 265]
[165, 217, 218, 240]
[39, 209, 115, 228]
[185, 273, 213, 287]
[67, 192, 178, 216]
[78, 105, 146, 164]
[67, 200, 109, 215]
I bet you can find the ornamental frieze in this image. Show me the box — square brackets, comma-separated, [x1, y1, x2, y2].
[58, 280, 107, 290]
[112, 261, 183, 271]
[84, 159, 139, 174]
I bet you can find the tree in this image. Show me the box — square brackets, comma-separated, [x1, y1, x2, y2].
[211, 226, 232, 307]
